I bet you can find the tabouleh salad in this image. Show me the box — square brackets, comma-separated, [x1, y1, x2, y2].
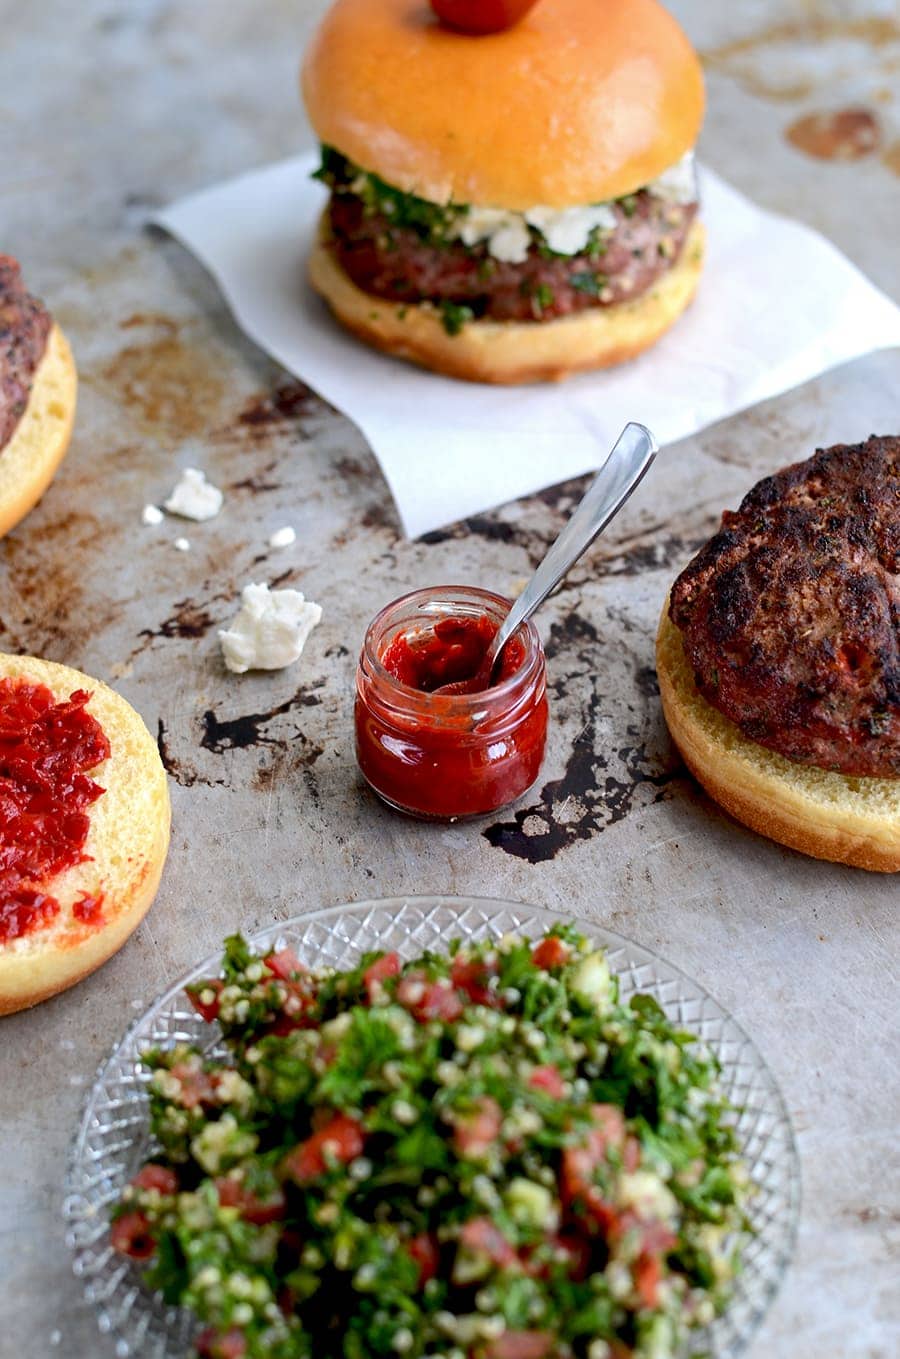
[111, 927, 751, 1359]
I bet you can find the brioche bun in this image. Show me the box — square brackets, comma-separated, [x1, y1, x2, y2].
[310, 217, 704, 384]
[302, 0, 705, 210]
[0, 654, 171, 1015]
[657, 612, 900, 873]
[0, 323, 77, 540]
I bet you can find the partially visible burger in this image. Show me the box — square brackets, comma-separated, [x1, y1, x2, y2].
[0, 652, 171, 1015]
[657, 437, 900, 872]
[0, 255, 76, 536]
[302, 0, 705, 383]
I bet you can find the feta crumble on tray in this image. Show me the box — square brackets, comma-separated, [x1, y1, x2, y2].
[164, 467, 224, 521]
[218, 582, 322, 673]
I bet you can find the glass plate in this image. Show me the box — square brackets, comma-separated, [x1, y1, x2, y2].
[64, 896, 800, 1359]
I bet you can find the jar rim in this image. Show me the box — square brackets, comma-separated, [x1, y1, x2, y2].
[361, 584, 545, 717]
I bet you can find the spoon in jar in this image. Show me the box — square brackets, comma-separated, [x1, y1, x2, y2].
[434, 422, 658, 695]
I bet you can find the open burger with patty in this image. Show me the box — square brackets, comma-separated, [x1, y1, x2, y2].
[302, 0, 705, 384]
[0, 255, 76, 536]
[657, 436, 900, 872]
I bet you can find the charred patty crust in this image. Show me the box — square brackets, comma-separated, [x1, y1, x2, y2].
[669, 436, 899, 778]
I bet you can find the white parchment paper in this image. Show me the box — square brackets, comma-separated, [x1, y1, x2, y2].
[155, 153, 900, 537]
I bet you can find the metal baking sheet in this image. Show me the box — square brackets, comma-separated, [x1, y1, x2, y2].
[1, 3, 898, 1357]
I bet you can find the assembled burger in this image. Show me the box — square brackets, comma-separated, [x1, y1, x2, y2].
[302, 0, 705, 383]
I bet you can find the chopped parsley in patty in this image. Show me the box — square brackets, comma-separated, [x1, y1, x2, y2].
[112, 927, 751, 1359]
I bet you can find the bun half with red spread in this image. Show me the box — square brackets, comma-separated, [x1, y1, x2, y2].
[301, 0, 705, 383]
[0, 654, 171, 1015]
[657, 437, 900, 872]
[0, 256, 77, 537]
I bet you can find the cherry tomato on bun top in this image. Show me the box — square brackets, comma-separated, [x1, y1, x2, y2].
[429, 0, 542, 36]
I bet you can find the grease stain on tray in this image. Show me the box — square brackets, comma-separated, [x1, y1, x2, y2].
[86, 312, 229, 437]
[786, 107, 881, 160]
[483, 610, 677, 862]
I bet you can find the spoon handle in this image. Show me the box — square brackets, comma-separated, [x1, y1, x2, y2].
[488, 422, 658, 672]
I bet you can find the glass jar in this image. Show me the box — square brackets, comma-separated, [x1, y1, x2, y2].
[355, 586, 548, 820]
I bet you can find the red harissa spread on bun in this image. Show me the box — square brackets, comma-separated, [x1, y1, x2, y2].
[0, 680, 110, 941]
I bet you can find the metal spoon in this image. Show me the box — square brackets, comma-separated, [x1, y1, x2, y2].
[437, 422, 658, 694]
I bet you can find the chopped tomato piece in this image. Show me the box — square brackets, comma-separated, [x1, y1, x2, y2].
[110, 1210, 156, 1259]
[561, 1104, 627, 1232]
[459, 1217, 518, 1270]
[407, 1231, 440, 1287]
[482, 1330, 554, 1359]
[131, 1164, 178, 1196]
[196, 1329, 248, 1359]
[430, 0, 541, 38]
[266, 1009, 317, 1037]
[615, 1215, 677, 1255]
[453, 1096, 503, 1158]
[635, 1252, 662, 1308]
[528, 1064, 565, 1098]
[451, 953, 499, 1006]
[277, 1285, 297, 1318]
[215, 1177, 286, 1225]
[170, 1061, 217, 1109]
[264, 947, 305, 981]
[624, 1134, 642, 1173]
[398, 972, 464, 1024]
[558, 1231, 593, 1281]
[363, 951, 401, 1001]
[532, 936, 569, 969]
[186, 978, 224, 1023]
[283, 1113, 365, 1182]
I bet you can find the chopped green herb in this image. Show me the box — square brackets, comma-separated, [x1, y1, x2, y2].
[439, 301, 474, 336]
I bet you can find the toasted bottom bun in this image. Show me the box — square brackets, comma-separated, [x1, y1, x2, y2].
[308, 216, 705, 385]
[657, 612, 900, 873]
[0, 654, 171, 1015]
[0, 323, 77, 539]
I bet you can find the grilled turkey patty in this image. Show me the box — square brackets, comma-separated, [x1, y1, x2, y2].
[328, 192, 697, 323]
[0, 256, 51, 451]
[669, 436, 900, 778]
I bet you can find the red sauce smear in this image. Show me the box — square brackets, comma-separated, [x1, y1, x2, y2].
[381, 615, 524, 694]
[0, 679, 110, 943]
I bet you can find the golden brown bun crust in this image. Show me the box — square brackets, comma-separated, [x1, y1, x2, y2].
[0, 654, 171, 1015]
[657, 612, 900, 873]
[302, 0, 704, 209]
[0, 324, 76, 539]
[309, 216, 704, 384]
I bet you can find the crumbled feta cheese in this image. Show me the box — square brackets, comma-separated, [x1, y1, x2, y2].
[524, 203, 618, 254]
[141, 503, 163, 525]
[218, 581, 322, 673]
[164, 467, 224, 521]
[450, 152, 696, 262]
[455, 208, 532, 263]
[173, 537, 191, 552]
[268, 525, 296, 549]
[649, 150, 698, 204]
